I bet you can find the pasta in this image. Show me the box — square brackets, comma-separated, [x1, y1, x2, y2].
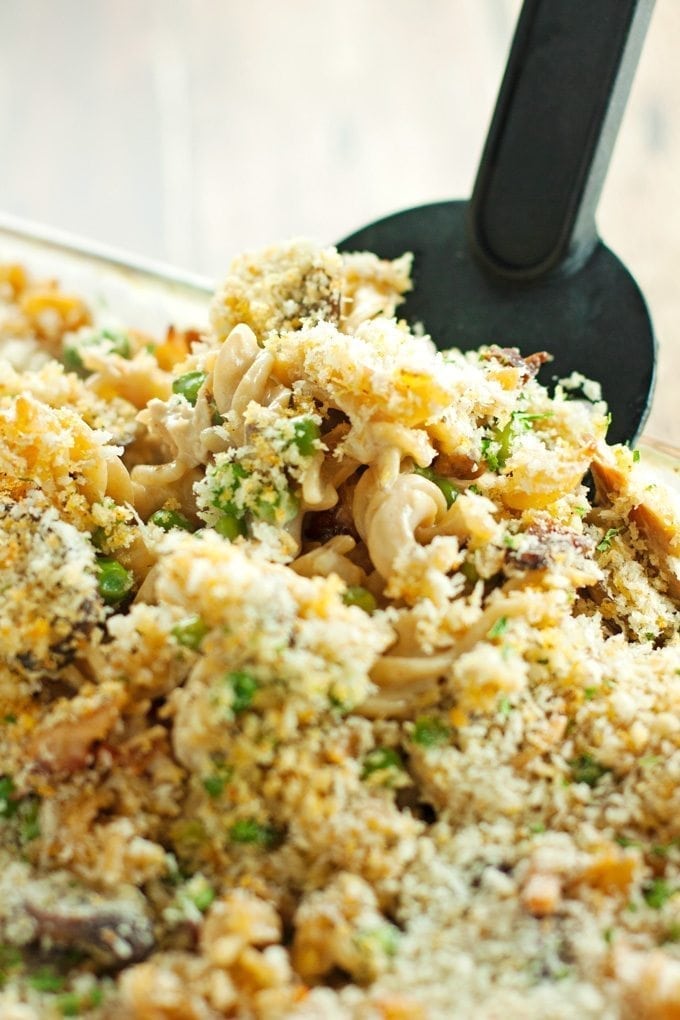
[1, 239, 680, 1019]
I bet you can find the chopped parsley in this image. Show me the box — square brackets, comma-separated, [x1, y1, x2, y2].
[63, 327, 131, 376]
[290, 417, 321, 456]
[229, 819, 279, 848]
[0, 777, 18, 818]
[412, 716, 451, 747]
[225, 670, 259, 714]
[596, 527, 622, 553]
[487, 616, 509, 640]
[202, 762, 232, 799]
[481, 410, 553, 472]
[643, 877, 676, 910]
[28, 967, 65, 993]
[148, 508, 196, 532]
[361, 747, 405, 779]
[569, 753, 610, 788]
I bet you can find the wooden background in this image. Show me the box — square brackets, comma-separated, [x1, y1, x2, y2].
[1, 0, 679, 441]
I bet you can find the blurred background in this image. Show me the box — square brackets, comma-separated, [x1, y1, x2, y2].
[1, 0, 679, 440]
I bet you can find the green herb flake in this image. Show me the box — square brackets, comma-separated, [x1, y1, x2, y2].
[63, 328, 131, 377]
[583, 686, 599, 701]
[342, 585, 377, 614]
[28, 966, 65, 993]
[254, 486, 299, 525]
[56, 993, 81, 1017]
[210, 462, 249, 515]
[19, 797, 41, 843]
[643, 877, 676, 910]
[596, 527, 622, 553]
[615, 835, 641, 849]
[663, 922, 680, 944]
[229, 819, 279, 848]
[202, 764, 232, 799]
[603, 926, 616, 945]
[569, 753, 610, 788]
[291, 417, 321, 456]
[225, 671, 259, 714]
[461, 559, 479, 584]
[186, 875, 216, 913]
[633, 449, 641, 462]
[0, 777, 18, 818]
[361, 747, 405, 779]
[412, 716, 451, 748]
[497, 695, 513, 716]
[0, 943, 22, 979]
[487, 616, 509, 640]
[2, 715, 16, 725]
[481, 410, 553, 473]
[172, 370, 208, 406]
[528, 822, 546, 834]
[202, 775, 226, 798]
[354, 923, 400, 958]
[149, 508, 196, 532]
[171, 615, 209, 651]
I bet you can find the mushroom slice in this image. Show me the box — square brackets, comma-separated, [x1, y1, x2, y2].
[26, 885, 155, 966]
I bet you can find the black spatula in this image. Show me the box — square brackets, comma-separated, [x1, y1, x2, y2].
[338, 0, 656, 446]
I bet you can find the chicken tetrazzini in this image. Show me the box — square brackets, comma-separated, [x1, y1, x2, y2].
[1, 243, 680, 1019]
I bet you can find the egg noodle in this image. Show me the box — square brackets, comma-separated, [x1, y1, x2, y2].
[1, 243, 680, 1018]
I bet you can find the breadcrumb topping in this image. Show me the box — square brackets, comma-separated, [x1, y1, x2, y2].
[0, 242, 679, 1019]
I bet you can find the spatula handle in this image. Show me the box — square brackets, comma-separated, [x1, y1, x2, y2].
[469, 0, 655, 280]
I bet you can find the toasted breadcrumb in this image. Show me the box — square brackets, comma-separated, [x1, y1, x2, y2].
[0, 242, 679, 1019]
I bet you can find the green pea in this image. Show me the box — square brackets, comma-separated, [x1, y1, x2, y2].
[413, 466, 458, 508]
[214, 513, 247, 541]
[291, 417, 320, 456]
[149, 508, 196, 532]
[172, 370, 208, 405]
[171, 615, 208, 650]
[96, 557, 134, 605]
[342, 585, 377, 614]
